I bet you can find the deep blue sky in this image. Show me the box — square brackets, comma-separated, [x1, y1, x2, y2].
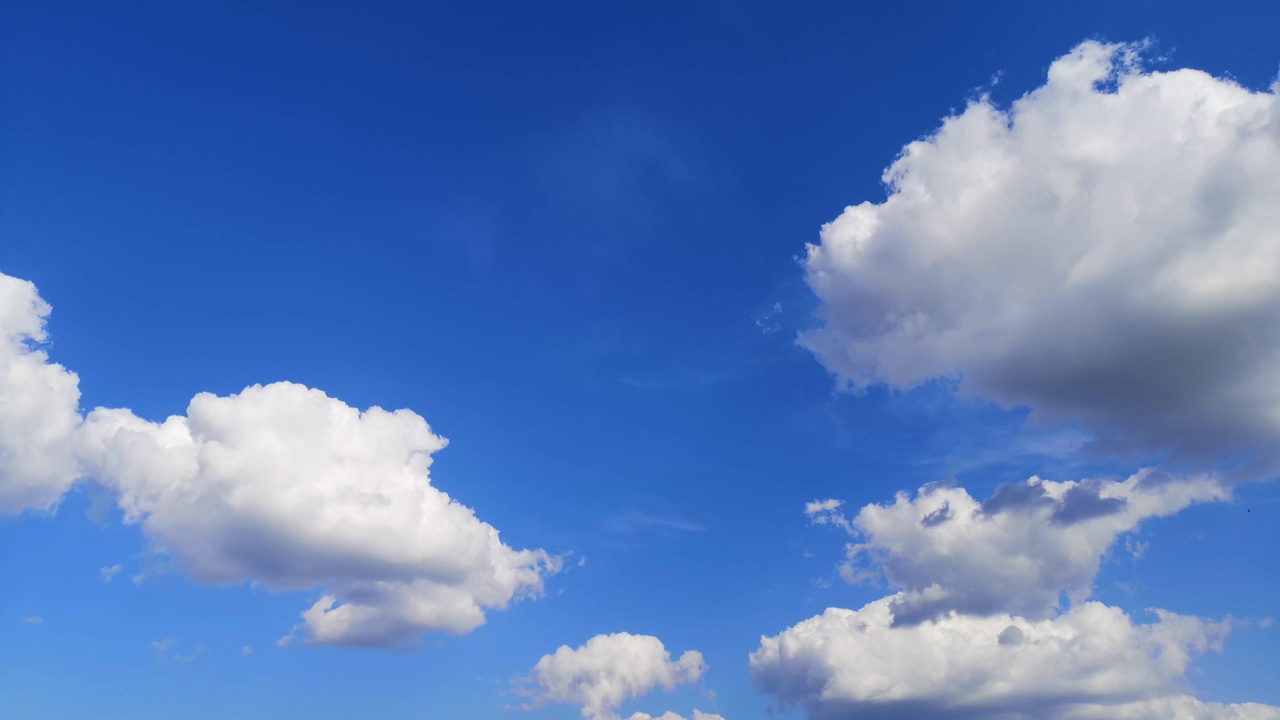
[2, 2, 1278, 718]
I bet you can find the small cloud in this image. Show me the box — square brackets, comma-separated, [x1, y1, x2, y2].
[275, 633, 296, 648]
[151, 638, 208, 664]
[756, 302, 782, 335]
[1124, 537, 1149, 560]
[241, 646, 254, 656]
[577, 556, 587, 568]
[1261, 618, 1275, 629]
[23, 616, 43, 625]
[806, 498, 853, 534]
[100, 564, 122, 582]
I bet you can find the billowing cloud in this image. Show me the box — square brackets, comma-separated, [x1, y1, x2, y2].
[0, 273, 83, 514]
[519, 632, 717, 720]
[809, 471, 1226, 624]
[0, 270, 558, 648]
[800, 40, 1280, 474]
[77, 383, 560, 647]
[750, 596, 1278, 720]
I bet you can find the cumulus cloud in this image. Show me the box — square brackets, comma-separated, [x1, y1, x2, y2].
[750, 596, 1278, 720]
[0, 273, 83, 514]
[800, 40, 1280, 474]
[0, 269, 559, 648]
[518, 632, 716, 720]
[812, 471, 1226, 623]
[76, 382, 560, 647]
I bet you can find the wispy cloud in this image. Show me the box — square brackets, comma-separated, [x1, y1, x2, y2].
[606, 510, 706, 536]
[151, 638, 209, 664]
[533, 108, 711, 251]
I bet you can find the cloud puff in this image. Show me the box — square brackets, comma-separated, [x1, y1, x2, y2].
[750, 596, 1278, 720]
[0, 273, 83, 514]
[519, 632, 715, 720]
[810, 471, 1226, 624]
[800, 40, 1280, 474]
[0, 270, 558, 648]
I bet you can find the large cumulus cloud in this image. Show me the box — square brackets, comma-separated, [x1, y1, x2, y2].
[800, 40, 1280, 473]
[750, 597, 1276, 720]
[0, 269, 558, 647]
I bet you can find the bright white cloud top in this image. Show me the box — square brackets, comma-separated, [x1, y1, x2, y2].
[800, 40, 1280, 473]
[518, 632, 720, 720]
[0, 270, 559, 647]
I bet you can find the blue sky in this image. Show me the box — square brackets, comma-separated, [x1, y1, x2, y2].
[2, 2, 1279, 719]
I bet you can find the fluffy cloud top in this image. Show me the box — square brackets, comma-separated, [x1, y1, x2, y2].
[519, 632, 713, 720]
[750, 596, 1278, 720]
[0, 270, 558, 647]
[800, 40, 1280, 473]
[0, 274, 82, 513]
[809, 470, 1226, 623]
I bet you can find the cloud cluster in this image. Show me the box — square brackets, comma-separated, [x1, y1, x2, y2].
[519, 632, 718, 720]
[808, 471, 1226, 624]
[750, 597, 1276, 720]
[761, 41, 1280, 719]
[800, 40, 1280, 473]
[0, 270, 558, 647]
[771, 473, 1274, 717]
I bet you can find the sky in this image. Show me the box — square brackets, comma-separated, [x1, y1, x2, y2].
[2, 1, 1279, 719]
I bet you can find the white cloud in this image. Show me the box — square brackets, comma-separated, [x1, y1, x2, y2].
[23, 616, 43, 624]
[100, 564, 122, 582]
[0, 270, 559, 648]
[814, 471, 1225, 623]
[750, 596, 1278, 720]
[0, 273, 83, 514]
[75, 383, 561, 648]
[628, 712, 725, 720]
[800, 40, 1280, 474]
[519, 632, 715, 720]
